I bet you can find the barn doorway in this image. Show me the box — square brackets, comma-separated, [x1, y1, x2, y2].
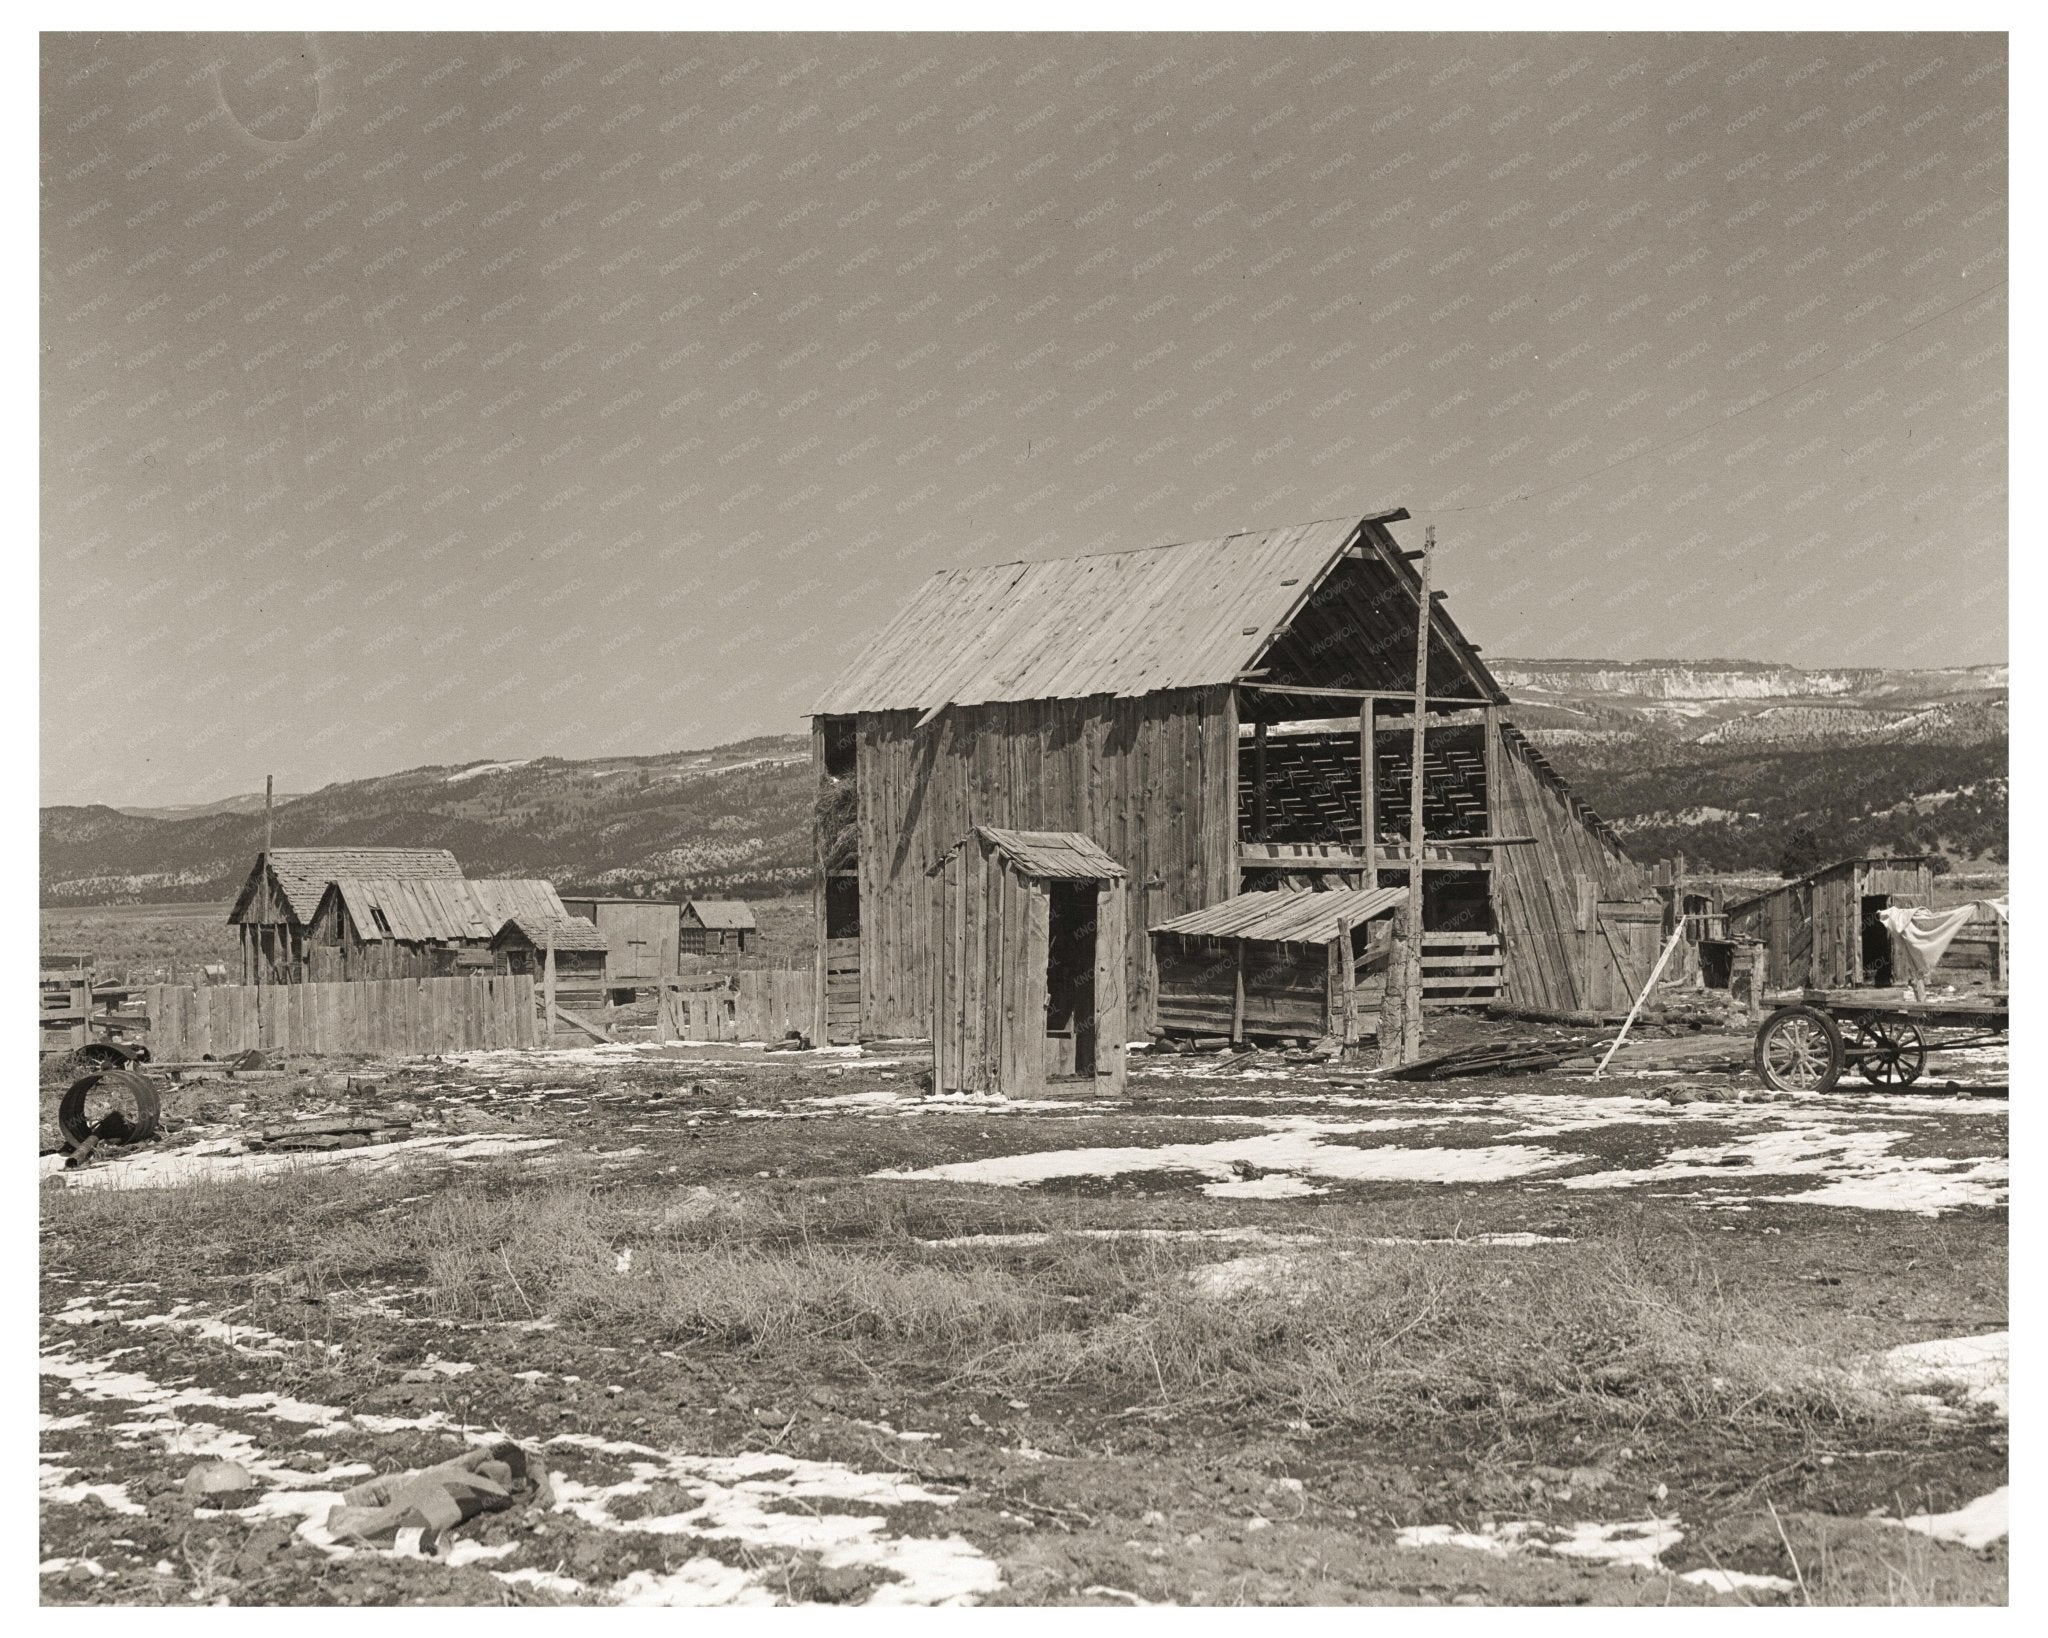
[1045, 879, 1098, 1079]
[1861, 895, 1894, 986]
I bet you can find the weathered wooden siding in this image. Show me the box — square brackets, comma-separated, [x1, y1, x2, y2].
[1727, 859, 1933, 990]
[852, 687, 1235, 1040]
[145, 975, 536, 1059]
[1489, 727, 1652, 1013]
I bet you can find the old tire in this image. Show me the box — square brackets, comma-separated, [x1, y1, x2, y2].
[1754, 1005, 1842, 1094]
[58, 1069, 163, 1147]
[1851, 1018, 1927, 1087]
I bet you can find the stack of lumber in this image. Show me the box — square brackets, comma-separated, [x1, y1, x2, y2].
[250, 1114, 413, 1151]
[1375, 1038, 1594, 1081]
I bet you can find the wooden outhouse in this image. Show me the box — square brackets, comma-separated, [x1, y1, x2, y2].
[559, 897, 681, 993]
[932, 828, 1128, 1098]
[811, 511, 1649, 1042]
[1151, 886, 1405, 1045]
[1724, 855, 1935, 991]
[679, 899, 757, 956]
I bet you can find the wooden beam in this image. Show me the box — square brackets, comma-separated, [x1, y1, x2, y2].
[1237, 681, 1492, 707]
[1358, 694, 1377, 870]
[1253, 720, 1269, 842]
[1231, 942, 1245, 1045]
[1402, 528, 1434, 1064]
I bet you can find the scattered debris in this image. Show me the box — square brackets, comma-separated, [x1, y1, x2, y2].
[325, 1442, 554, 1556]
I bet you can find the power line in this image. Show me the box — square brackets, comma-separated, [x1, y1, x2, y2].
[1434, 277, 2008, 516]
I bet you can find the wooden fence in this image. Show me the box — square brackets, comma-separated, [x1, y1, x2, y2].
[660, 969, 818, 1044]
[144, 975, 537, 1060]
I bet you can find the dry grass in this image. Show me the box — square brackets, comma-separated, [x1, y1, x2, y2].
[50, 1165, 1946, 1443]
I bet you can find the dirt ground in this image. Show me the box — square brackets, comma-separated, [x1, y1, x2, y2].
[40, 1016, 2007, 1606]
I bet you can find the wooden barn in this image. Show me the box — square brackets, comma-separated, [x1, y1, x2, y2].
[810, 511, 1652, 1044]
[304, 877, 569, 981]
[1724, 854, 1935, 991]
[491, 915, 611, 1006]
[932, 828, 1128, 1098]
[559, 896, 680, 994]
[228, 847, 464, 984]
[679, 899, 757, 956]
[1151, 885, 1403, 1046]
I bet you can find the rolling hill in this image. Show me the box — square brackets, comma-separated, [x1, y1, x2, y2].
[40, 662, 2007, 905]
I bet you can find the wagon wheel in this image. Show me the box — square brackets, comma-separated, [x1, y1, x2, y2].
[1849, 1017, 1926, 1087]
[1753, 1004, 1842, 1094]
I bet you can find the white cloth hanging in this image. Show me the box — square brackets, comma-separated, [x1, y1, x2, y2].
[1878, 897, 2007, 995]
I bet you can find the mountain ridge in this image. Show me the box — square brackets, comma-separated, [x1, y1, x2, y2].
[40, 660, 2006, 905]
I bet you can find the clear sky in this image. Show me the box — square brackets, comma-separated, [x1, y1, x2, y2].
[41, 31, 2007, 806]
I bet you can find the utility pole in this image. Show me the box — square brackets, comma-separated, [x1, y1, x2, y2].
[257, 774, 274, 993]
[1402, 528, 1434, 1063]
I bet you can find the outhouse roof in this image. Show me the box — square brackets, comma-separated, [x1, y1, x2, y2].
[978, 827, 1127, 879]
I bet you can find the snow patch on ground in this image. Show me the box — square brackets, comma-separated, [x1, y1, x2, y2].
[1894, 1486, 2008, 1549]
[1680, 1566, 1797, 1594]
[55, 1132, 561, 1192]
[1869, 1331, 2008, 1418]
[41, 1321, 1002, 1607]
[1561, 1125, 2007, 1216]
[1397, 1515, 1684, 1572]
[919, 1226, 1319, 1250]
[874, 1116, 1574, 1194]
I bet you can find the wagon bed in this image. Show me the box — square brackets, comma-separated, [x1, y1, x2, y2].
[1753, 986, 2008, 1093]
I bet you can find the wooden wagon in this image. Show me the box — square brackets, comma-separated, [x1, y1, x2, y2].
[1752, 989, 2007, 1093]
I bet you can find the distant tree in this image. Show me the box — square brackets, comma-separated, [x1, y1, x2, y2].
[1777, 825, 1826, 879]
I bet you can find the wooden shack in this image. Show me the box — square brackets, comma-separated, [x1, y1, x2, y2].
[492, 915, 611, 1008]
[560, 896, 680, 995]
[932, 828, 1128, 1098]
[810, 511, 1649, 1042]
[679, 899, 757, 955]
[304, 877, 568, 981]
[1724, 855, 1936, 991]
[1151, 886, 1404, 1046]
[228, 847, 464, 984]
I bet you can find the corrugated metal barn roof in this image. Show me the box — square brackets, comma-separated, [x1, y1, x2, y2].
[231, 847, 464, 924]
[1152, 886, 1405, 944]
[813, 517, 1376, 714]
[979, 827, 1127, 879]
[326, 877, 566, 943]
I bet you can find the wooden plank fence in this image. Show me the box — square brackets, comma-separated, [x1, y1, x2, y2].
[144, 975, 537, 1060]
[660, 969, 819, 1044]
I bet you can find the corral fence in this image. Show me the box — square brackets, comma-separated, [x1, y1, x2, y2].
[142, 974, 537, 1060]
[658, 968, 817, 1044]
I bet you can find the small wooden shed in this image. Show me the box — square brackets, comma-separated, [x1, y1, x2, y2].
[933, 827, 1128, 1098]
[680, 899, 757, 955]
[1151, 886, 1404, 1046]
[492, 915, 611, 1001]
[1724, 854, 1935, 991]
[306, 877, 568, 981]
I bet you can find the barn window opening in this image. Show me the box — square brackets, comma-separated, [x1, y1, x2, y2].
[825, 874, 861, 940]
[822, 715, 857, 779]
[371, 907, 393, 936]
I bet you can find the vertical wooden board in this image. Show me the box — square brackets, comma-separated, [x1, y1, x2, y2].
[1095, 878, 1127, 1094]
[1021, 877, 1051, 1099]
